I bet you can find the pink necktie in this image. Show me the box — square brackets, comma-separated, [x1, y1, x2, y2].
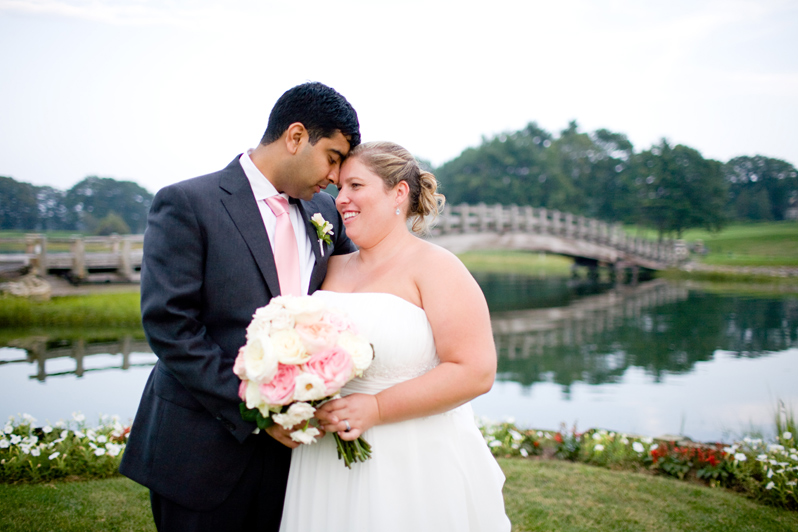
[264, 195, 302, 296]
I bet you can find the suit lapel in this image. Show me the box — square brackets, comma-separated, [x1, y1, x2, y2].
[218, 159, 281, 297]
[296, 200, 324, 287]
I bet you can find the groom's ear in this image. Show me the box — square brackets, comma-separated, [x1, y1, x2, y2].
[284, 122, 308, 155]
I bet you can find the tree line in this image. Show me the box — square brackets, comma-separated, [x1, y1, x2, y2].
[435, 121, 798, 237]
[2, 123, 797, 238]
[0, 176, 152, 234]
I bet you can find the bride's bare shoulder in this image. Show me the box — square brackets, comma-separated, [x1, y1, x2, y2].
[323, 252, 357, 289]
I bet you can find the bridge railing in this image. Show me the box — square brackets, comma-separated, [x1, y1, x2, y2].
[430, 203, 675, 265]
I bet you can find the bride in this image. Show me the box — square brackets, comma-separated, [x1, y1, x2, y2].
[279, 141, 511, 531]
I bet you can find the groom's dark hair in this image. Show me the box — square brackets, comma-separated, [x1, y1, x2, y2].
[260, 82, 361, 149]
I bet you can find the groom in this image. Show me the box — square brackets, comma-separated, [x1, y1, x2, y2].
[119, 82, 360, 531]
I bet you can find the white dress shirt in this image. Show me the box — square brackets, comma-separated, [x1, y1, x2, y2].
[239, 151, 315, 295]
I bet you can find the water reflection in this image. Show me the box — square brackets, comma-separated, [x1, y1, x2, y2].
[487, 279, 798, 395]
[2, 335, 153, 381]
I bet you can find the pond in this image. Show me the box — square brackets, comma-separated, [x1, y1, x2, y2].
[1, 275, 796, 443]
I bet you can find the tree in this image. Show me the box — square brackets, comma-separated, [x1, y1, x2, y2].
[64, 177, 153, 233]
[0, 176, 39, 230]
[723, 156, 798, 221]
[635, 140, 727, 238]
[94, 211, 132, 235]
[35, 186, 69, 231]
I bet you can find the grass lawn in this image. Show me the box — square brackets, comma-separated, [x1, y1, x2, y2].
[458, 250, 573, 276]
[2, 460, 796, 531]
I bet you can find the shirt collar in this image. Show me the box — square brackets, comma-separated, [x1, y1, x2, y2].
[240, 150, 288, 202]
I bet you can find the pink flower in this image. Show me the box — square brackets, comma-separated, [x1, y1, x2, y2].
[259, 364, 300, 406]
[233, 348, 247, 379]
[323, 310, 359, 335]
[303, 347, 354, 394]
[238, 379, 248, 401]
[296, 322, 340, 354]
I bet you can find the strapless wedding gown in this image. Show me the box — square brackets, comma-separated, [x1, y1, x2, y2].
[279, 291, 511, 532]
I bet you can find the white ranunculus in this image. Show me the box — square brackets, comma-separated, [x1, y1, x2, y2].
[242, 332, 279, 383]
[282, 296, 326, 325]
[290, 427, 321, 445]
[272, 402, 316, 430]
[242, 380, 264, 411]
[271, 329, 310, 365]
[338, 331, 374, 374]
[293, 373, 328, 402]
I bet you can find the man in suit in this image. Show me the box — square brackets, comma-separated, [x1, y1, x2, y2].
[119, 82, 360, 531]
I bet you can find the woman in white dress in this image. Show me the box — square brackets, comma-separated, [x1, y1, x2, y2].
[279, 141, 511, 531]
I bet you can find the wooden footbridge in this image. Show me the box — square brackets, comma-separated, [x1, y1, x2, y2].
[0, 205, 679, 284]
[426, 204, 678, 272]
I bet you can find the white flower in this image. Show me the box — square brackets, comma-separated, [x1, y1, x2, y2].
[94, 448, 106, 456]
[768, 444, 785, 453]
[282, 296, 327, 325]
[241, 332, 280, 383]
[783, 431, 793, 440]
[72, 412, 85, 423]
[270, 329, 310, 365]
[765, 481, 775, 490]
[787, 481, 797, 487]
[290, 427, 321, 445]
[723, 445, 738, 454]
[272, 402, 316, 430]
[621, 437, 629, 445]
[310, 213, 334, 236]
[0, 440, 8, 449]
[106, 443, 122, 457]
[593, 433, 603, 441]
[489, 440, 503, 448]
[757, 454, 769, 461]
[293, 373, 328, 402]
[509, 430, 524, 441]
[650, 444, 659, 451]
[74, 430, 85, 438]
[60, 430, 68, 439]
[633, 442, 645, 453]
[791, 454, 798, 461]
[337, 331, 374, 375]
[241, 380, 265, 411]
[767, 468, 774, 478]
[21, 446, 30, 455]
[54, 421, 65, 428]
[594, 444, 605, 452]
[97, 435, 108, 444]
[42, 425, 53, 434]
[734, 453, 747, 462]
[48, 452, 59, 460]
[642, 437, 653, 444]
[520, 448, 529, 457]
[3, 425, 12, 435]
[30, 448, 40, 457]
[10, 435, 21, 445]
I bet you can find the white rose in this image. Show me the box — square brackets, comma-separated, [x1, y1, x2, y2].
[282, 296, 326, 325]
[251, 302, 295, 334]
[338, 331, 374, 375]
[273, 402, 316, 429]
[242, 380, 265, 411]
[271, 329, 310, 365]
[290, 426, 321, 445]
[293, 373, 328, 402]
[241, 332, 279, 383]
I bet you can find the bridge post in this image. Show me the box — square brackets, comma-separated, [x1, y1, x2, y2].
[493, 204, 504, 233]
[73, 338, 85, 377]
[120, 237, 134, 280]
[459, 204, 471, 233]
[565, 212, 574, 238]
[25, 234, 47, 274]
[524, 206, 535, 232]
[441, 205, 452, 233]
[477, 203, 489, 232]
[538, 208, 548, 235]
[71, 237, 86, 280]
[510, 205, 520, 232]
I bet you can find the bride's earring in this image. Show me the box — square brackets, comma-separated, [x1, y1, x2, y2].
[395, 208, 400, 215]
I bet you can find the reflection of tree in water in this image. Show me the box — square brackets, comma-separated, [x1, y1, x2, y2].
[492, 285, 798, 393]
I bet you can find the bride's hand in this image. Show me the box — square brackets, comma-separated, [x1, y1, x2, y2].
[315, 393, 380, 441]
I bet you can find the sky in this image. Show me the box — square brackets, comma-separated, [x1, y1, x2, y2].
[1, 0, 797, 194]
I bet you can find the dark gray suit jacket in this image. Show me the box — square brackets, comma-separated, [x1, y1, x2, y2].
[119, 156, 356, 509]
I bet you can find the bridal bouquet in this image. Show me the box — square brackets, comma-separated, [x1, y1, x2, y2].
[234, 295, 374, 468]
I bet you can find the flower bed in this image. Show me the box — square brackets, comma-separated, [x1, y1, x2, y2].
[0, 412, 127, 483]
[479, 419, 797, 511]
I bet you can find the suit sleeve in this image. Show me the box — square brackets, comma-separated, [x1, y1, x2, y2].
[140, 185, 255, 443]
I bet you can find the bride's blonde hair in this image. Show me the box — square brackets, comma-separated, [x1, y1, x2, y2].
[348, 141, 445, 234]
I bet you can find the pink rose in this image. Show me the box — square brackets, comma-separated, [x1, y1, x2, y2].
[302, 347, 354, 394]
[259, 364, 300, 406]
[238, 379, 248, 401]
[233, 348, 247, 379]
[296, 322, 340, 354]
[323, 310, 360, 335]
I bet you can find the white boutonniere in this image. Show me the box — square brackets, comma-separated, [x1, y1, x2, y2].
[310, 213, 334, 257]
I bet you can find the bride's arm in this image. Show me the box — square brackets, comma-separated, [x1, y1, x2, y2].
[317, 246, 497, 439]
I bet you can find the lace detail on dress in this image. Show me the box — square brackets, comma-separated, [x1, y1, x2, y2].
[362, 358, 440, 381]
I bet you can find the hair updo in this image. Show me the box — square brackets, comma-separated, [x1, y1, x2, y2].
[348, 141, 445, 234]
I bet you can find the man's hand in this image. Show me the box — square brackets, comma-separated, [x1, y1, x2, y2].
[264, 424, 301, 449]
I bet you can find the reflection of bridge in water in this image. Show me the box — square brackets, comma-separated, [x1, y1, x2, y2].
[491, 279, 689, 362]
[1, 336, 154, 381]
